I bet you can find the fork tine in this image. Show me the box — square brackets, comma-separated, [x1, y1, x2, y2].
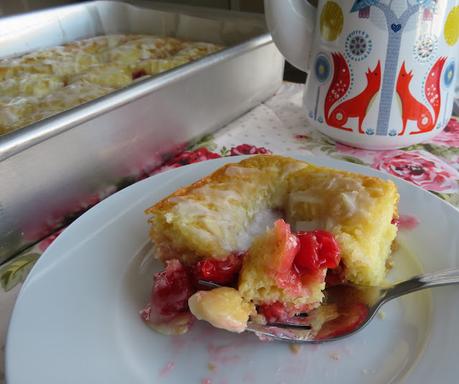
[246, 322, 315, 343]
[198, 280, 223, 289]
[267, 322, 312, 329]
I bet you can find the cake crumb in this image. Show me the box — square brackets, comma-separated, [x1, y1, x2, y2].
[377, 310, 386, 320]
[385, 257, 394, 270]
[207, 363, 216, 372]
[289, 344, 302, 354]
[390, 239, 400, 253]
[328, 352, 340, 360]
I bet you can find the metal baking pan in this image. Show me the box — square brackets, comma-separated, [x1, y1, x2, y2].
[0, 0, 284, 263]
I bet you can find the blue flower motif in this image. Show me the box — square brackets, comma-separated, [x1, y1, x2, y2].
[365, 128, 375, 135]
[314, 54, 331, 83]
[388, 129, 397, 137]
[444, 61, 455, 88]
[345, 31, 372, 61]
[413, 35, 437, 63]
[318, 116, 324, 123]
[308, 111, 314, 118]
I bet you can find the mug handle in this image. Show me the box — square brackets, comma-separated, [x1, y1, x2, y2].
[264, 0, 317, 72]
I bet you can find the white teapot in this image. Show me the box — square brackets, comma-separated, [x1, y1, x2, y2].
[265, 0, 459, 149]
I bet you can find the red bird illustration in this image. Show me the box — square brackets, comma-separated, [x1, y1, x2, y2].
[325, 53, 381, 133]
[396, 57, 446, 135]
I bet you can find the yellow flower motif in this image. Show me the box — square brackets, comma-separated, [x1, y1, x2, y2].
[320, 1, 344, 42]
[444, 6, 459, 46]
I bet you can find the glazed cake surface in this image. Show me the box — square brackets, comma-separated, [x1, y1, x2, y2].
[146, 155, 308, 264]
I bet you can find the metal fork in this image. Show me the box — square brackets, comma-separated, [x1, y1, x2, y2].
[199, 269, 459, 343]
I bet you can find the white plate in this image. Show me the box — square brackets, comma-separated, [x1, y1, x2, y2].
[6, 155, 459, 384]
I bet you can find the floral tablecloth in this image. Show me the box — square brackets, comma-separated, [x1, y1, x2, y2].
[1, 82, 458, 380]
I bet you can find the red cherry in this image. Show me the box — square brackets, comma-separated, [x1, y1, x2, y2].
[294, 232, 320, 272]
[195, 253, 243, 285]
[294, 230, 340, 273]
[132, 69, 147, 79]
[151, 259, 194, 320]
[315, 230, 341, 269]
[259, 302, 290, 323]
[315, 303, 368, 340]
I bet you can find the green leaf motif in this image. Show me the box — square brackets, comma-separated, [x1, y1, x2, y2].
[403, 143, 459, 158]
[220, 146, 230, 156]
[432, 188, 459, 207]
[321, 145, 338, 155]
[187, 134, 217, 151]
[402, 143, 425, 151]
[296, 134, 337, 154]
[426, 145, 459, 160]
[0, 253, 40, 292]
[338, 155, 367, 165]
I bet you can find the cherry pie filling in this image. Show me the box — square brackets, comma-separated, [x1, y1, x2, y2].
[141, 220, 368, 338]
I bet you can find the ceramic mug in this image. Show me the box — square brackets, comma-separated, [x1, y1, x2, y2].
[265, 0, 459, 149]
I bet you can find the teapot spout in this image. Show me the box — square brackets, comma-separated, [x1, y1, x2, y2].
[264, 0, 316, 72]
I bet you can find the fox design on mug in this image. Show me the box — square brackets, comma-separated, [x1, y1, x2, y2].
[325, 53, 381, 133]
[396, 57, 447, 136]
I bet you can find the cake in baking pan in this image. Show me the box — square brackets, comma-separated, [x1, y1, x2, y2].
[0, 34, 223, 135]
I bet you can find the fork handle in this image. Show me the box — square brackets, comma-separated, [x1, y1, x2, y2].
[384, 268, 459, 302]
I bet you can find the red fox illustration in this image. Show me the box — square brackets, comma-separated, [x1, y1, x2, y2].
[396, 57, 446, 135]
[325, 53, 381, 133]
